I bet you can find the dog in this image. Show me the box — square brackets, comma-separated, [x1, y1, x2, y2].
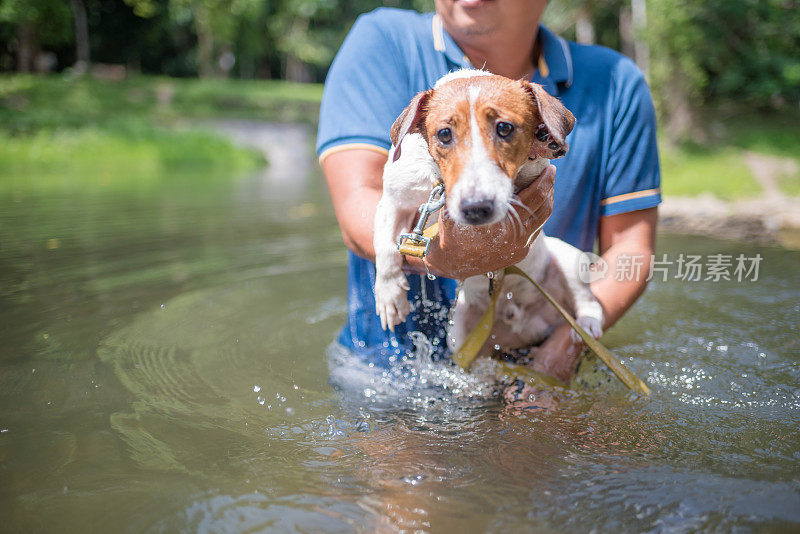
[373, 69, 603, 364]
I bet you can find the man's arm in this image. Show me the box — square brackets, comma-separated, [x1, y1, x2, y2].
[531, 207, 657, 381]
[322, 149, 555, 279]
[322, 149, 386, 260]
[592, 207, 657, 329]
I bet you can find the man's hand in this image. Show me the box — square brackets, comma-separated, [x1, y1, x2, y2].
[426, 165, 556, 279]
[529, 323, 584, 382]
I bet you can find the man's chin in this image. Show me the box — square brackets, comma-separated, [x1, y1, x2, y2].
[443, 0, 500, 36]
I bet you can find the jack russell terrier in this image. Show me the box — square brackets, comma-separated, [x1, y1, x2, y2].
[373, 69, 604, 363]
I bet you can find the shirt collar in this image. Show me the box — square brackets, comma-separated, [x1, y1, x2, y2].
[432, 16, 574, 95]
[534, 25, 573, 94]
[432, 14, 472, 67]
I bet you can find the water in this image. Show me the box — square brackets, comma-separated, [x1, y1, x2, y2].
[1, 124, 799, 532]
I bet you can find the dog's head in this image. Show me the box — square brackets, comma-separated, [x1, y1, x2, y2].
[390, 70, 574, 226]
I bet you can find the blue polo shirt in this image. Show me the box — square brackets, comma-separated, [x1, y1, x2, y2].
[317, 8, 661, 366]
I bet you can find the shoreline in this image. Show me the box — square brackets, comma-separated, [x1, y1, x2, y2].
[659, 194, 800, 249]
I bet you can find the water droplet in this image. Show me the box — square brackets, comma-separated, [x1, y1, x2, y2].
[253, 385, 261, 393]
[486, 271, 494, 279]
[427, 273, 436, 280]
[160, 304, 166, 310]
[494, 344, 501, 350]
[285, 407, 294, 416]
[257, 396, 265, 405]
[506, 291, 513, 300]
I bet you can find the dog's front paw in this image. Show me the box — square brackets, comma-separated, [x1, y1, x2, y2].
[374, 273, 411, 332]
[572, 316, 603, 343]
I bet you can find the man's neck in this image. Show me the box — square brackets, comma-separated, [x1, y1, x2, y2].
[456, 28, 540, 80]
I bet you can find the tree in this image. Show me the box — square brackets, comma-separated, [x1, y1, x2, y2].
[0, 0, 72, 71]
[70, 0, 89, 69]
[166, 0, 261, 78]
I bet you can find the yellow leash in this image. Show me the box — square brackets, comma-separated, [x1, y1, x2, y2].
[397, 223, 651, 395]
[503, 265, 651, 395]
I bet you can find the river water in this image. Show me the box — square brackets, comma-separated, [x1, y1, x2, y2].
[1, 123, 799, 532]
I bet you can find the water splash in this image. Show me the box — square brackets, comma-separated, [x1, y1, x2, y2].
[327, 333, 498, 408]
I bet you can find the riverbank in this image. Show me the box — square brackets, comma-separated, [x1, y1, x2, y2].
[660, 194, 800, 249]
[0, 75, 322, 186]
[660, 149, 800, 249]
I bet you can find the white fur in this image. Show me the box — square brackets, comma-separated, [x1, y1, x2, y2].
[447, 80, 512, 226]
[543, 237, 604, 342]
[434, 68, 492, 89]
[373, 133, 441, 331]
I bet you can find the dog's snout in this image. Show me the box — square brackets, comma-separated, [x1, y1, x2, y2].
[460, 199, 494, 225]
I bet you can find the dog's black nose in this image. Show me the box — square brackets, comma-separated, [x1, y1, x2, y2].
[461, 199, 494, 225]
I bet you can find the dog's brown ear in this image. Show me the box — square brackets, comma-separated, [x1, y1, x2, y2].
[523, 82, 575, 159]
[390, 89, 432, 162]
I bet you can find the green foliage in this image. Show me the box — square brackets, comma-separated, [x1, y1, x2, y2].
[1, 0, 798, 114]
[123, 0, 159, 18]
[646, 0, 707, 95]
[0, 0, 436, 79]
[0, 0, 72, 45]
[0, 73, 323, 134]
[647, 0, 800, 107]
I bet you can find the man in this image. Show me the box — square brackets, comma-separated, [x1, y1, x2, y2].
[317, 0, 660, 382]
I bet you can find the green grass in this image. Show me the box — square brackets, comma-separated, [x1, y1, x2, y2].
[723, 112, 800, 196]
[0, 74, 325, 188]
[721, 111, 800, 161]
[168, 78, 323, 123]
[776, 171, 800, 196]
[0, 126, 261, 193]
[659, 144, 764, 200]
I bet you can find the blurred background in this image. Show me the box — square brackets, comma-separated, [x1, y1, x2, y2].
[1, 0, 799, 214]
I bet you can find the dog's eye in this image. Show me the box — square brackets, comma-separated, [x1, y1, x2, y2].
[496, 122, 514, 138]
[436, 128, 452, 144]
